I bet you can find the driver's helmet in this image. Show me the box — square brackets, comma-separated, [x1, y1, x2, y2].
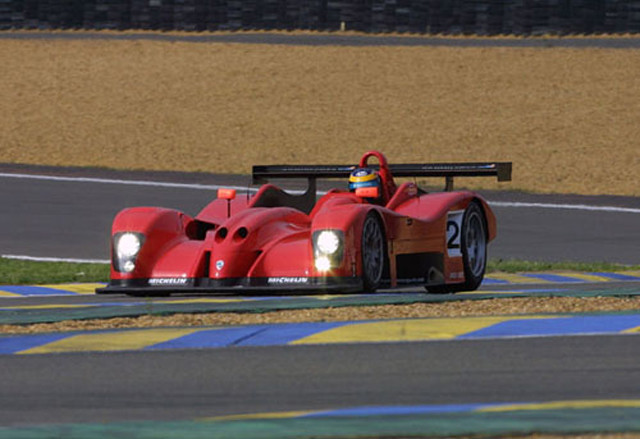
[348, 168, 381, 195]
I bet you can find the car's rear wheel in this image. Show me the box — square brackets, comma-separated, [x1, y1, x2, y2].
[460, 201, 487, 291]
[427, 201, 487, 294]
[361, 213, 385, 292]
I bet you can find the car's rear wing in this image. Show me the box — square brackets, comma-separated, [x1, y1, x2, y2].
[253, 162, 511, 191]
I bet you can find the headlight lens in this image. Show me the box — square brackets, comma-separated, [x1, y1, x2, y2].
[117, 233, 141, 258]
[113, 232, 145, 273]
[313, 230, 344, 272]
[122, 260, 136, 273]
[316, 231, 340, 255]
[315, 256, 332, 272]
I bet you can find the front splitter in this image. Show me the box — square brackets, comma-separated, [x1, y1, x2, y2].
[96, 276, 363, 296]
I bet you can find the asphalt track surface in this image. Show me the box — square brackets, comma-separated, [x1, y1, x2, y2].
[2, 334, 640, 426]
[1, 164, 639, 430]
[0, 193, 639, 433]
[1, 279, 639, 307]
[3, 31, 640, 49]
[1, 163, 639, 263]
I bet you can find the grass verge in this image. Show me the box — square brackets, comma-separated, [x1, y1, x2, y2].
[0, 257, 110, 285]
[487, 259, 640, 274]
[1, 257, 639, 286]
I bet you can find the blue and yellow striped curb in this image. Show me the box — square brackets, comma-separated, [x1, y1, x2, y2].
[4, 399, 640, 439]
[0, 297, 279, 310]
[2, 312, 640, 355]
[2, 271, 640, 297]
[0, 283, 106, 297]
[483, 270, 640, 285]
[205, 399, 640, 421]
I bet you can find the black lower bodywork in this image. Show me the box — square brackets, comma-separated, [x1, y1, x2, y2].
[96, 276, 364, 296]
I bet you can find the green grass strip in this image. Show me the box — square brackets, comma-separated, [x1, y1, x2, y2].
[1, 257, 640, 285]
[487, 259, 640, 274]
[0, 257, 109, 285]
[2, 408, 640, 439]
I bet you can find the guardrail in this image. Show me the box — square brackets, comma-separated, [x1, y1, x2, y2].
[1, 0, 640, 35]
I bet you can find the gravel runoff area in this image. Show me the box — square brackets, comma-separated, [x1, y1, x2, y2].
[2, 33, 640, 196]
[3, 296, 640, 334]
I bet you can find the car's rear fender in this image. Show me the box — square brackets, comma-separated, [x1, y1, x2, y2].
[477, 197, 497, 241]
[393, 191, 496, 241]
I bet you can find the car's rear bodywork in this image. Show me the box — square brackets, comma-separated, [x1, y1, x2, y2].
[97, 151, 511, 295]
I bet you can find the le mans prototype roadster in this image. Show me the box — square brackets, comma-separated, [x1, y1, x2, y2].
[97, 151, 511, 296]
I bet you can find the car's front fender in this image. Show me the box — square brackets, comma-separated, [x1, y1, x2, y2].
[110, 207, 193, 279]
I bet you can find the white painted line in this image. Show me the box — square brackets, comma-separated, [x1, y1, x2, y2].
[489, 201, 640, 214]
[1, 254, 109, 264]
[0, 172, 309, 195]
[1, 172, 638, 213]
[0, 172, 247, 192]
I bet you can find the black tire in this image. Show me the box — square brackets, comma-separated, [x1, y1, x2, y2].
[458, 201, 487, 291]
[361, 213, 385, 292]
[427, 201, 487, 294]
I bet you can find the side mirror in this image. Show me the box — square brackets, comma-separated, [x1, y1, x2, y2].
[355, 186, 379, 199]
[217, 188, 237, 200]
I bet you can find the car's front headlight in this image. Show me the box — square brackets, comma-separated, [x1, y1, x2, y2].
[316, 230, 341, 255]
[117, 233, 142, 258]
[315, 255, 332, 272]
[113, 232, 145, 273]
[313, 230, 344, 272]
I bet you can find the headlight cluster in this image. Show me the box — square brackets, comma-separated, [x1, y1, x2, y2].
[113, 232, 144, 273]
[313, 230, 344, 272]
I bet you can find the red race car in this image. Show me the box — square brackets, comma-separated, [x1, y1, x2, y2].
[97, 151, 511, 296]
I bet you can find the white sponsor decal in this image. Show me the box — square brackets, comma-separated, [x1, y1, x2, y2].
[446, 210, 464, 257]
[148, 278, 189, 286]
[215, 260, 225, 271]
[267, 277, 310, 285]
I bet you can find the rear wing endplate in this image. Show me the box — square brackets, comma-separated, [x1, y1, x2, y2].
[253, 162, 511, 191]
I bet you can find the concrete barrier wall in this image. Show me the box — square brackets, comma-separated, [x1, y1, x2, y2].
[1, 0, 640, 35]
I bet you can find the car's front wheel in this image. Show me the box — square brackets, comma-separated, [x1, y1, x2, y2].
[361, 213, 385, 292]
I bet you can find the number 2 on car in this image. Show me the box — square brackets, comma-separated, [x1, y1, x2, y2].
[446, 210, 464, 257]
